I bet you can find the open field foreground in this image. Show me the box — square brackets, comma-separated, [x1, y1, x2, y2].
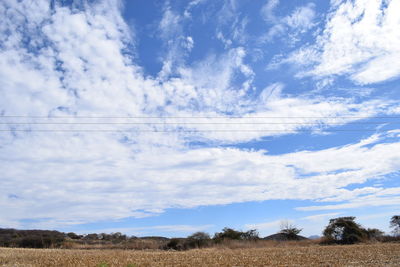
[1, 243, 400, 267]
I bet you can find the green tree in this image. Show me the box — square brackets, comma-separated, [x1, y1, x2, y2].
[323, 217, 366, 244]
[213, 227, 243, 241]
[213, 227, 259, 242]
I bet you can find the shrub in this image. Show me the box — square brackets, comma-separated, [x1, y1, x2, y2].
[164, 238, 184, 250]
[242, 229, 260, 241]
[67, 232, 81, 240]
[365, 228, 384, 240]
[84, 233, 99, 240]
[184, 232, 211, 249]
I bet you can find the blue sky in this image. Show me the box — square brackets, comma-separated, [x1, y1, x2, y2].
[1, 0, 400, 238]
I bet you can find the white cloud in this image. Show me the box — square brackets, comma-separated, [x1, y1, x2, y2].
[297, 194, 400, 211]
[287, 0, 400, 84]
[244, 219, 282, 232]
[301, 212, 341, 222]
[284, 3, 316, 31]
[1, 0, 400, 229]
[185, 36, 194, 51]
[2, 128, 400, 228]
[296, 186, 400, 212]
[261, 0, 280, 23]
[184, 0, 206, 18]
[245, 220, 282, 231]
[158, 4, 197, 78]
[260, 1, 316, 43]
[351, 53, 400, 83]
[214, 0, 249, 47]
[2, 0, 393, 143]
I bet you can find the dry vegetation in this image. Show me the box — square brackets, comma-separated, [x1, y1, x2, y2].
[1, 243, 400, 267]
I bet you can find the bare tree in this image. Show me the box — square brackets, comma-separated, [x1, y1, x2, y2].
[279, 220, 302, 237]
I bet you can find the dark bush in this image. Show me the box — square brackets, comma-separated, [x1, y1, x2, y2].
[67, 232, 81, 240]
[378, 235, 400, 242]
[164, 238, 184, 250]
[214, 228, 242, 241]
[19, 235, 45, 248]
[0, 229, 65, 248]
[184, 232, 211, 249]
[365, 228, 384, 240]
[242, 229, 260, 241]
[84, 233, 99, 240]
[110, 232, 127, 243]
[0, 230, 15, 247]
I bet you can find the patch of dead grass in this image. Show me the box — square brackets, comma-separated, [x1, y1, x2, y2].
[1, 243, 399, 267]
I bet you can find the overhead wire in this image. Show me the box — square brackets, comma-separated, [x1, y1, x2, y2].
[2, 115, 400, 119]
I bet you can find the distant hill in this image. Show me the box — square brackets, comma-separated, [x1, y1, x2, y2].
[263, 233, 308, 241]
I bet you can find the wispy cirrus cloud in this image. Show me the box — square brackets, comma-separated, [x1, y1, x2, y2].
[260, 0, 316, 44]
[215, 0, 249, 47]
[282, 0, 400, 84]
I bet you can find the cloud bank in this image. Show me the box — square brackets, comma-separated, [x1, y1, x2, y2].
[1, 0, 400, 229]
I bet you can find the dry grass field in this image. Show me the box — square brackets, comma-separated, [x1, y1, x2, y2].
[1, 243, 399, 267]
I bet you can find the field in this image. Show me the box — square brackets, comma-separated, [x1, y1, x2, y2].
[1, 243, 400, 267]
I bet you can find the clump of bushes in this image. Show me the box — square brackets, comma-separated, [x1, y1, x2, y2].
[185, 231, 212, 248]
[164, 228, 259, 250]
[213, 228, 259, 243]
[84, 232, 128, 244]
[0, 229, 65, 248]
[164, 232, 212, 250]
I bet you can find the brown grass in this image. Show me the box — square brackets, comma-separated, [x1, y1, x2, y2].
[211, 238, 322, 249]
[61, 239, 163, 250]
[1, 243, 400, 266]
[59, 238, 321, 251]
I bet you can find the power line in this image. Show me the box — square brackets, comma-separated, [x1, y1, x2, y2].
[0, 129, 385, 133]
[2, 115, 400, 119]
[0, 122, 398, 125]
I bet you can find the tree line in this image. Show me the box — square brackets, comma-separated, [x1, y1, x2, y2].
[0, 215, 399, 249]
